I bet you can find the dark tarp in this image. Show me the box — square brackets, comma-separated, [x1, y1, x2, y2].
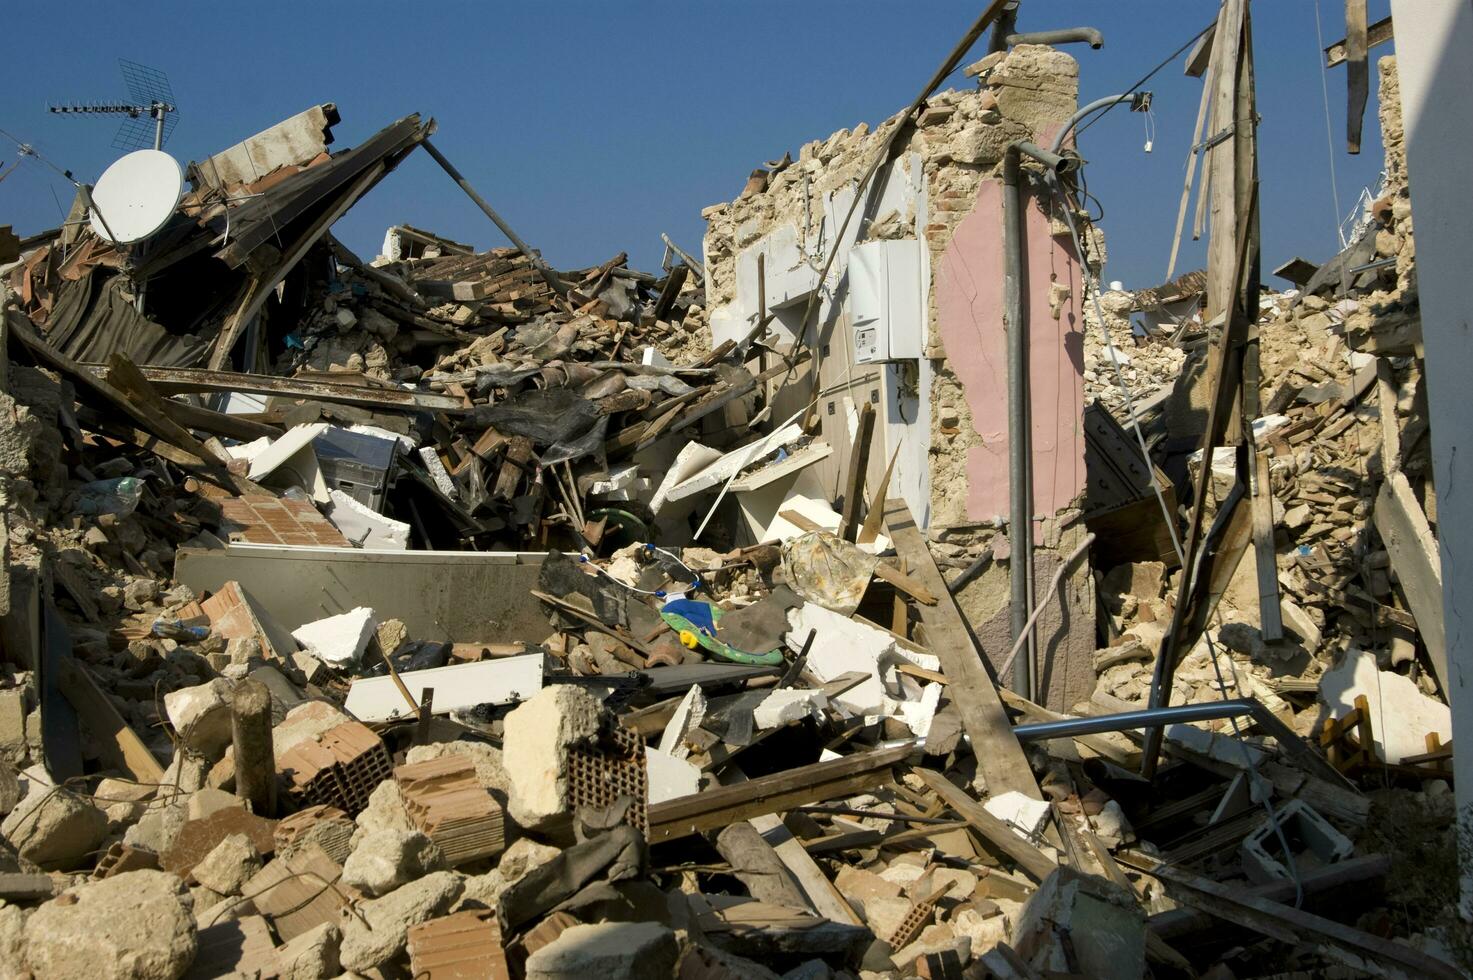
[42, 269, 212, 368]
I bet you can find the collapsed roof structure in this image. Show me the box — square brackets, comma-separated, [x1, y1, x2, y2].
[0, 1, 1470, 977]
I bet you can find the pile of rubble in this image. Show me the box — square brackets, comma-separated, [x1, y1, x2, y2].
[0, 17, 1467, 980]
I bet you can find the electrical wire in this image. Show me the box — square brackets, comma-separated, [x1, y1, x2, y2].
[1313, 0, 1348, 248]
[578, 543, 700, 599]
[1072, 20, 1216, 142]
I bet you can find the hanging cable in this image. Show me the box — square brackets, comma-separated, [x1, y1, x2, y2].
[1313, 0, 1349, 248]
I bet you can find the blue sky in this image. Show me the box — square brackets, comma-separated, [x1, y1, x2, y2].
[1, 1, 1390, 290]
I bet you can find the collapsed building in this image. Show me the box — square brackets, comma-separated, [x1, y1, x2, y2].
[0, 2, 1470, 978]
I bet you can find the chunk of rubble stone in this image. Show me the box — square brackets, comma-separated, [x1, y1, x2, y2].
[339, 870, 463, 971]
[191, 833, 261, 896]
[0, 901, 29, 971]
[23, 869, 197, 980]
[94, 776, 153, 827]
[524, 921, 680, 980]
[271, 921, 341, 980]
[164, 678, 235, 755]
[351, 780, 414, 847]
[502, 685, 606, 829]
[343, 828, 445, 897]
[498, 836, 561, 885]
[0, 784, 107, 870]
[404, 739, 510, 797]
[0, 759, 19, 816]
[271, 700, 355, 761]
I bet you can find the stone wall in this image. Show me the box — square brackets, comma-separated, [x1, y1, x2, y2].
[700, 45, 1097, 709]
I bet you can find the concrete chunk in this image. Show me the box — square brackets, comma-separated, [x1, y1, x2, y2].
[23, 869, 197, 980]
[191, 833, 262, 896]
[502, 685, 606, 829]
[342, 828, 445, 897]
[164, 679, 235, 756]
[524, 921, 679, 980]
[339, 870, 463, 971]
[291, 607, 377, 667]
[0, 784, 107, 870]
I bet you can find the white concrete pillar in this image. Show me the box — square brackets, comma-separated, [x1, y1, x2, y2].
[1389, 0, 1473, 917]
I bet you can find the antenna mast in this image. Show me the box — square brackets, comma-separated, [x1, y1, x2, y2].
[48, 59, 179, 151]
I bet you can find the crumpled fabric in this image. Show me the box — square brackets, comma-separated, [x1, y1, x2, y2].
[483, 387, 607, 464]
[780, 530, 879, 616]
[497, 823, 647, 931]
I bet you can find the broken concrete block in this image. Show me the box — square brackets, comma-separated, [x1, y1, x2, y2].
[1240, 799, 1352, 885]
[524, 921, 679, 980]
[983, 791, 1052, 841]
[502, 685, 607, 829]
[752, 688, 828, 729]
[1011, 866, 1144, 980]
[404, 739, 510, 798]
[352, 779, 415, 848]
[0, 785, 107, 870]
[186, 787, 241, 823]
[23, 869, 197, 980]
[952, 906, 1009, 953]
[164, 678, 235, 756]
[0, 901, 28, 974]
[1319, 647, 1452, 763]
[0, 759, 19, 817]
[191, 833, 262, 896]
[645, 746, 700, 805]
[339, 869, 463, 972]
[835, 865, 904, 911]
[290, 607, 377, 667]
[861, 895, 914, 939]
[0, 690, 26, 764]
[94, 776, 153, 828]
[271, 700, 355, 762]
[656, 684, 706, 759]
[498, 836, 562, 886]
[270, 921, 341, 980]
[342, 828, 445, 897]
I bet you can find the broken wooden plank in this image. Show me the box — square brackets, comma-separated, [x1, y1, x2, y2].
[1373, 470, 1447, 689]
[884, 499, 1042, 800]
[1344, 0, 1369, 153]
[118, 366, 464, 412]
[57, 658, 165, 783]
[839, 401, 876, 542]
[1324, 13, 1393, 68]
[1250, 450, 1284, 641]
[910, 768, 1057, 883]
[1134, 859, 1463, 979]
[647, 743, 912, 843]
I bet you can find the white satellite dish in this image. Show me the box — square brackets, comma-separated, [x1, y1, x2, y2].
[87, 148, 183, 244]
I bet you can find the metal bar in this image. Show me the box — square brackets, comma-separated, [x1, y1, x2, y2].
[420, 138, 568, 296]
[1050, 93, 1141, 154]
[1014, 699, 1257, 742]
[1002, 149, 1031, 701]
[1006, 27, 1103, 49]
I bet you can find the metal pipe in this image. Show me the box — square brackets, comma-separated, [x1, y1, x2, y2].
[1049, 93, 1141, 154]
[1006, 27, 1104, 49]
[420, 138, 568, 296]
[1013, 140, 1078, 176]
[1013, 699, 1258, 742]
[1002, 148, 1032, 701]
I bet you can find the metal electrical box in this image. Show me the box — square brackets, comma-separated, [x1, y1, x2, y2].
[849, 239, 923, 363]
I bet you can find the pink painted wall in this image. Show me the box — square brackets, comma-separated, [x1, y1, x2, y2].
[935, 179, 1086, 528]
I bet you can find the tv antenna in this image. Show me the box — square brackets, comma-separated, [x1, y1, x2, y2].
[48, 59, 179, 151]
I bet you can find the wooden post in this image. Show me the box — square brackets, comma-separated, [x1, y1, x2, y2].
[232, 679, 276, 816]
